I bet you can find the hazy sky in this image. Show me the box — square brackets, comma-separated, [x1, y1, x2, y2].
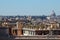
[0, 0, 60, 16]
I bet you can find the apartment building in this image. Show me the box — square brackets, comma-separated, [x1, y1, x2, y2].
[1, 20, 60, 36]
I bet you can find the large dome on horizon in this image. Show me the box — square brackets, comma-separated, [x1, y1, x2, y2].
[50, 10, 56, 17]
[47, 10, 57, 20]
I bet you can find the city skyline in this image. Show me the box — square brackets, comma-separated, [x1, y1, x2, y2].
[0, 0, 60, 16]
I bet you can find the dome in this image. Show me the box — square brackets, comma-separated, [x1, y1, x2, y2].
[50, 10, 56, 17]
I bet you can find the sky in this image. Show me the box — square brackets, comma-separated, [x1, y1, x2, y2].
[0, 0, 60, 16]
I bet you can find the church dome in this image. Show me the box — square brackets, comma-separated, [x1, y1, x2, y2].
[50, 10, 56, 17]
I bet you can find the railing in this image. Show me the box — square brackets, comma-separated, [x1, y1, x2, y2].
[14, 35, 60, 39]
[22, 28, 36, 31]
[22, 28, 60, 30]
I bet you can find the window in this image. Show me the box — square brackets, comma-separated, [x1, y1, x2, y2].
[13, 30, 17, 35]
[29, 31, 35, 35]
